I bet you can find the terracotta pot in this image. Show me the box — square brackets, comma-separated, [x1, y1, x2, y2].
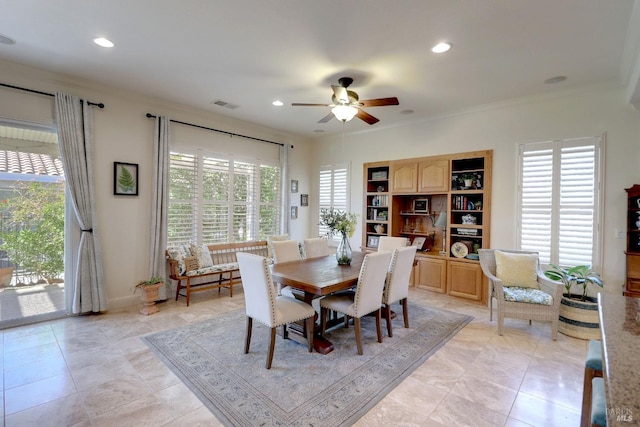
[0, 267, 14, 287]
[559, 294, 600, 340]
[139, 282, 163, 315]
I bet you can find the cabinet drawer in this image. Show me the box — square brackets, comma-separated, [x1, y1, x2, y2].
[627, 254, 640, 278]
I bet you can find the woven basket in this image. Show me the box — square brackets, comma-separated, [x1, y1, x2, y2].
[558, 295, 600, 340]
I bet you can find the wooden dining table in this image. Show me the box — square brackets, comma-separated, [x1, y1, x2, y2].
[270, 251, 366, 354]
[597, 292, 640, 426]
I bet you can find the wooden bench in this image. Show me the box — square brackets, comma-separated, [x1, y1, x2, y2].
[166, 240, 268, 306]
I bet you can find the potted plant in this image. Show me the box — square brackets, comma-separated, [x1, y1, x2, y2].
[544, 264, 604, 340]
[460, 173, 475, 188]
[135, 276, 164, 315]
[319, 208, 358, 265]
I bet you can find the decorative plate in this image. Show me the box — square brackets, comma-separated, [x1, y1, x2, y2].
[451, 242, 469, 258]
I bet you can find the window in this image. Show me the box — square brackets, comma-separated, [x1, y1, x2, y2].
[318, 163, 349, 240]
[168, 150, 281, 245]
[517, 136, 603, 269]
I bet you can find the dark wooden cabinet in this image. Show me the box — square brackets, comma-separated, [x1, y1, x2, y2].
[625, 185, 640, 297]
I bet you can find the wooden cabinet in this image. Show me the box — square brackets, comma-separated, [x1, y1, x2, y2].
[625, 185, 640, 297]
[418, 158, 449, 193]
[390, 161, 418, 193]
[362, 162, 390, 250]
[415, 257, 446, 293]
[447, 260, 483, 301]
[362, 150, 492, 303]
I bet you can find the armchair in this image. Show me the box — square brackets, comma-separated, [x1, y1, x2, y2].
[478, 249, 563, 340]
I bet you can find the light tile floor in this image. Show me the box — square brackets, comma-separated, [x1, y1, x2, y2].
[0, 286, 587, 427]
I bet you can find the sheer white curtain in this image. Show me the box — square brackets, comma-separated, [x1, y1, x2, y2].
[150, 116, 170, 300]
[55, 93, 107, 314]
[280, 144, 290, 234]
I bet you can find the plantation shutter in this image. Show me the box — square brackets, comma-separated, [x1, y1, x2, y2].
[518, 136, 602, 268]
[168, 151, 281, 245]
[319, 163, 349, 240]
[168, 152, 197, 244]
[202, 156, 230, 243]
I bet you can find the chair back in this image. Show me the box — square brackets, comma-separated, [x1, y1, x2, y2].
[352, 251, 393, 317]
[236, 252, 277, 327]
[377, 236, 408, 252]
[303, 237, 330, 258]
[271, 240, 302, 264]
[384, 246, 417, 304]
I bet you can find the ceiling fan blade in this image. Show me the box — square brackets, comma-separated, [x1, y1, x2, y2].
[356, 109, 380, 125]
[331, 85, 349, 104]
[317, 112, 334, 123]
[360, 97, 399, 107]
[292, 103, 330, 107]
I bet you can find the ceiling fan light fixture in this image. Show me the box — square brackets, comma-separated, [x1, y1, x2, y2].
[332, 105, 358, 122]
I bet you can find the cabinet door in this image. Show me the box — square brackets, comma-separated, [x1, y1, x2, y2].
[390, 161, 418, 193]
[418, 159, 449, 193]
[447, 260, 483, 301]
[415, 257, 446, 293]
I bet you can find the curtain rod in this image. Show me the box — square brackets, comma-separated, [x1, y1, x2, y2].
[0, 82, 105, 109]
[145, 113, 291, 148]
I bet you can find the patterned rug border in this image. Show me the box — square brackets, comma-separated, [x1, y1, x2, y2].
[142, 303, 472, 426]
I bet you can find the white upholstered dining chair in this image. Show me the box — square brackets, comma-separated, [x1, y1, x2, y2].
[319, 251, 392, 355]
[236, 252, 315, 369]
[382, 245, 417, 337]
[302, 237, 330, 259]
[271, 239, 302, 264]
[377, 236, 408, 252]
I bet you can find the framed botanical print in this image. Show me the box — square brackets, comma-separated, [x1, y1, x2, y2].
[114, 162, 138, 196]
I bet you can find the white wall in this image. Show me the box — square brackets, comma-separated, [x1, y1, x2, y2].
[310, 84, 640, 294]
[0, 60, 313, 308]
[2, 58, 639, 304]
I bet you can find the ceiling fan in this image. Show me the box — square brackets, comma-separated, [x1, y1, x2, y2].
[292, 77, 399, 125]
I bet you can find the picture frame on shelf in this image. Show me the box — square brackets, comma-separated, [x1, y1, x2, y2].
[113, 162, 138, 196]
[367, 235, 379, 248]
[411, 236, 427, 251]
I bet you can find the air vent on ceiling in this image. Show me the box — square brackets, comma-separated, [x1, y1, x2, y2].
[211, 99, 239, 110]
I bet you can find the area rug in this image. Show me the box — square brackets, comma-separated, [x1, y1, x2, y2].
[142, 302, 472, 426]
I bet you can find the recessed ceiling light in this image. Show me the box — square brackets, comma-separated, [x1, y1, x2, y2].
[272, 100, 284, 107]
[93, 37, 114, 48]
[431, 42, 451, 53]
[0, 34, 16, 45]
[544, 76, 567, 84]
[313, 129, 325, 133]
[400, 109, 414, 115]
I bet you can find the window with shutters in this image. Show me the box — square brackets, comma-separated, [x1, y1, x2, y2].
[517, 136, 603, 269]
[318, 163, 350, 242]
[168, 150, 281, 245]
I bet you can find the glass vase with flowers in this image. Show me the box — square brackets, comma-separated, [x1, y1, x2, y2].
[319, 208, 358, 265]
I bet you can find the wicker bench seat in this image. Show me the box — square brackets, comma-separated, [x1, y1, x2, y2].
[166, 240, 268, 306]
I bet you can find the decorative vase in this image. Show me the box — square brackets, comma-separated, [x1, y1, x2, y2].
[559, 294, 600, 340]
[336, 233, 353, 265]
[139, 282, 163, 315]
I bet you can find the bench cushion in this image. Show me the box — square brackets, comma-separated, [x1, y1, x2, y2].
[185, 262, 239, 277]
[503, 286, 553, 305]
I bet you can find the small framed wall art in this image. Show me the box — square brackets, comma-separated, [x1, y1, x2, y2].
[300, 194, 309, 206]
[114, 162, 139, 196]
[291, 206, 298, 219]
[291, 179, 299, 193]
